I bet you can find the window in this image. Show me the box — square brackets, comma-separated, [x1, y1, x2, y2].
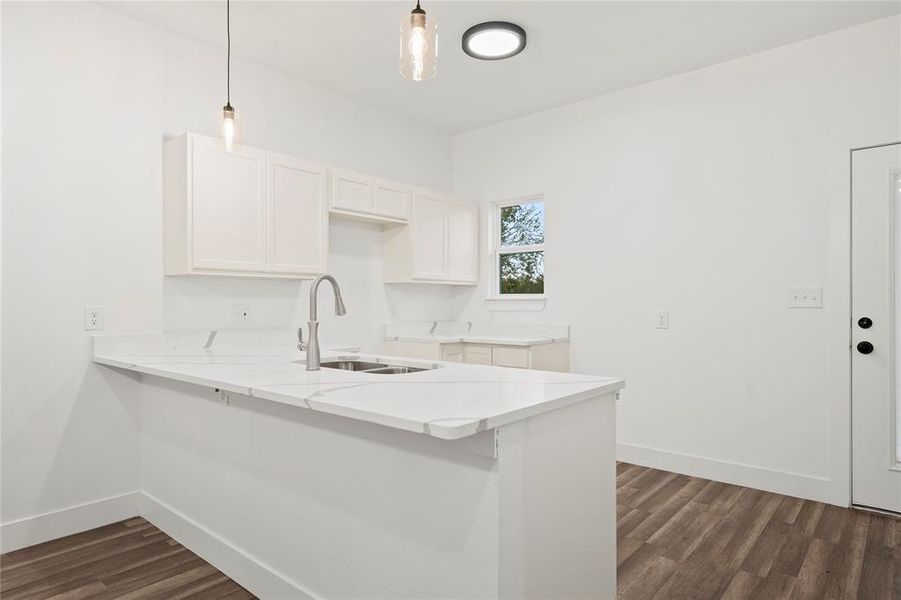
[495, 196, 545, 296]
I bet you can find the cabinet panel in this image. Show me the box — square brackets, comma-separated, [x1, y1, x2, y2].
[493, 346, 530, 369]
[268, 155, 328, 274]
[331, 169, 372, 213]
[374, 178, 411, 220]
[191, 137, 267, 272]
[441, 343, 464, 363]
[446, 201, 479, 283]
[412, 192, 447, 280]
[463, 345, 493, 365]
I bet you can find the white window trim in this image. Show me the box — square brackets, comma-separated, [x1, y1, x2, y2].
[491, 194, 546, 300]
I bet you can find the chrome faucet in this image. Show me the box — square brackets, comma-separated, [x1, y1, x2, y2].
[298, 274, 347, 371]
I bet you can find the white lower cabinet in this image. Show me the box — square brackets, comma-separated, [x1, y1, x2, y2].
[463, 345, 493, 365]
[440, 344, 464, 362]
[164, 133, 328, 279]
[383, 340, 571, 372]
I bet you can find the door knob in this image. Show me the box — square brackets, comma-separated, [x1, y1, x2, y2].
[858, 317, 873, 329]
[857, 341, 874, 354]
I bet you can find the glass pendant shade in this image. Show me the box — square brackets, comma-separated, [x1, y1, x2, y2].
[219, 104, 242, 150]
[399, 6, 437, 81]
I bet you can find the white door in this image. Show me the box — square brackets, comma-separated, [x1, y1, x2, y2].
[191, 137, 267, 272]
[267, 154, 328, 275]
[446, 201, 479, 283]
[852, 142, 901, 513]
[412, 191, 447, 280]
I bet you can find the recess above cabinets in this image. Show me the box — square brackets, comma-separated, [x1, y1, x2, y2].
[163, 133, 478, 285]
[164, 133, 328, 279]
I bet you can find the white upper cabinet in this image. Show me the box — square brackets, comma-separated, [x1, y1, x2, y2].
[373, 178, 411, 220]
[165, 133, 474, 285]
[446, 200, 479, 282]
[411, 190, 447, 280]
[383, 189, 479, 285]
[330, 169, 372, 213]
[164, 133, 328, 279]
[330, 169, 410, 223]
[189, 136, 267, 272]
[268, 154, 329, 275]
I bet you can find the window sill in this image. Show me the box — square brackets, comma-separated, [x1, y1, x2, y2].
[484, 297, 547, 312]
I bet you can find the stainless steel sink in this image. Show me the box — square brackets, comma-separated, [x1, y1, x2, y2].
[365, 366, 428, 375]
[320, 361, 388, 371]
[320, 360, 431, 374]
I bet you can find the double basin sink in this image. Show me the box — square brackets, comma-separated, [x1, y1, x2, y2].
[321, 360, 428, 375]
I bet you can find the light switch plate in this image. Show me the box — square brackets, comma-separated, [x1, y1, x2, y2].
[789, 287, 823, 308]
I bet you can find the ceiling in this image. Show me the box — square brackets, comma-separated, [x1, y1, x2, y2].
[101, 1, 900, 134]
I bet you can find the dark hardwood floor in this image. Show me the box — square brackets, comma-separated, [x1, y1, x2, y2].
[0, 517, 254, 599]
[2, 464, 898, 599]
[617, 462, 901, 599]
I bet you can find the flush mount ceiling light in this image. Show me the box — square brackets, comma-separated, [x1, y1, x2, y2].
[462, 21, 526, 61]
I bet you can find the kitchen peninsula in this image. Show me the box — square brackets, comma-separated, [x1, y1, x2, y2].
[94, 328, 624, 599]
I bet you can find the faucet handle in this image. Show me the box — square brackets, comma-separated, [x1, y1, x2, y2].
[297, 326, 308, 352]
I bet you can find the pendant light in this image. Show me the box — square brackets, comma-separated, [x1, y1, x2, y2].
[399, 0, 437, 81]
[219, 0, 241, 149]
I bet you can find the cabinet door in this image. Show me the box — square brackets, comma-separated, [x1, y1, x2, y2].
[412, 191, 447, 280]
[446, 201, 479, 282]
[268, 155, 328, 275]
[331, 169, 372, 213]
[191, 136, 267, 272]
[463, 344, 492, 365]
[373, 178, 411, 221]
[441, 343, 464, 363]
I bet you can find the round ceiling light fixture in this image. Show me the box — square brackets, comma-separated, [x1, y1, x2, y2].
[462, 21, 526, 60]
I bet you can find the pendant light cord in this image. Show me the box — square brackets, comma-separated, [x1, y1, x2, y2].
[226, 0, 231, 107]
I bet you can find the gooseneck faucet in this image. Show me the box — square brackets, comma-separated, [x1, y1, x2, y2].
[298, 274, 347, 371]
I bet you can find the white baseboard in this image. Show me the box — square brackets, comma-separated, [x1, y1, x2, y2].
[138, 492, 315, 599]
[617, 443, 833, 504]
[0, 492, 140, 553]
[2, 491, 316, 599]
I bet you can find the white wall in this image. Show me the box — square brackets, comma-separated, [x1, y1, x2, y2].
[452, 16, 901, 502]
[1, 0, 454, 528]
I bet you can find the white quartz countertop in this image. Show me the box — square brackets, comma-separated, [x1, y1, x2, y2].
[93, 329, 622, 441]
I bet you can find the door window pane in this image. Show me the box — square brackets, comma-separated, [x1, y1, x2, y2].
[499, 251, 544, 294]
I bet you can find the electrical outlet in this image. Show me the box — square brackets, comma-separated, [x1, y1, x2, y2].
[655, 311, 669, 329]
[84, 306, 104, 330]
[233, 304, 252, 324]
[788, 287, 823, 308]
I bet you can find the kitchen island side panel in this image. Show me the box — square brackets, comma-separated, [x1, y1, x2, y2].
[138, 377, 501, 599]
[497, 393, 617, 600]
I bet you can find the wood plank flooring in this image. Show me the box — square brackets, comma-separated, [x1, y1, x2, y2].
[617, 462, 901, 600]
[0, 517, 255, 599]
[2, 464, 898, 599]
